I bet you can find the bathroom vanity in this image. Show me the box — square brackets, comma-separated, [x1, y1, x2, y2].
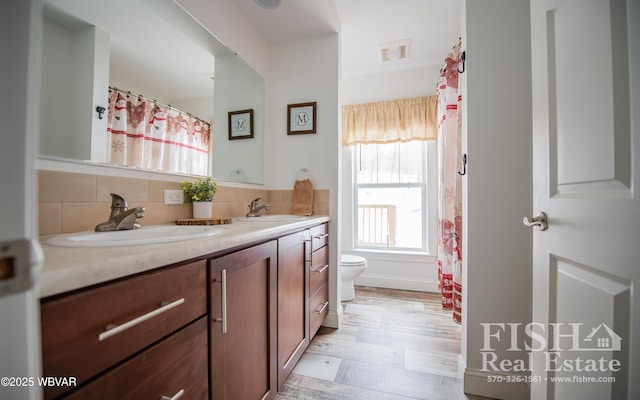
[39, 216, 330, 399]
[275, 223, 329, 389]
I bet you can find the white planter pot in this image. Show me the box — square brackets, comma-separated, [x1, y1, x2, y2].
[192, 201, 213, 219]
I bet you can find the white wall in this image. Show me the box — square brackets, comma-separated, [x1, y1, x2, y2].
[266, 35, 340, 190]
[341, 65, 442, 105]
[267, 33, 341, 326]
[213, 53, 265, 184]
[461, 0, 532, 398]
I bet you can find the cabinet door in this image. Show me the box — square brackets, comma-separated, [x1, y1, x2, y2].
[277, 230, 310, 389]
[209, 241, 277, 400]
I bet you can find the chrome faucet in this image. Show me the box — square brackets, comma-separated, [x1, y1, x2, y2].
[246, 197, 270, 217]
[95, 193, 145, 231]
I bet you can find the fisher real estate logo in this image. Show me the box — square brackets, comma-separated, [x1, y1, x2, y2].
[480, 322, 623, 373]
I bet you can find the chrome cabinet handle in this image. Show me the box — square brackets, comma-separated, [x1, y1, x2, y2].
[315, 301, 329, 314]
[313, 233, 329, 239]
[221, 269, 227, 333]
[523, 211, 548, 231]
[314, 264, 329, 274]
[98, 298, 185, 341]
[214, 269, 228, 334]
[161, 389, 184, 400]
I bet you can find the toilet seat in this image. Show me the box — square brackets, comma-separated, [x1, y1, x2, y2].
[341, 254, 367, 266]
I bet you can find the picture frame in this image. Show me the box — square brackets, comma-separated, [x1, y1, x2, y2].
[287, 102, 316, 135]
[228, 109, 254, 140]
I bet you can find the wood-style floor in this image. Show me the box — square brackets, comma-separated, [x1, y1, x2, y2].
[276, 286, 492, 400]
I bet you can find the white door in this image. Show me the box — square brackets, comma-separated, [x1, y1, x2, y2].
[530, 0, 639, 399]
[0, 1, 43, 399]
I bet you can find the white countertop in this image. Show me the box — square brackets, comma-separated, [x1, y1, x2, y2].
[39, 216, 330, 298]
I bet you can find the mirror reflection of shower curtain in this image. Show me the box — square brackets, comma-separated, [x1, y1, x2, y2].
[106, 88, 210, 176]
[437, 42, 463, 325]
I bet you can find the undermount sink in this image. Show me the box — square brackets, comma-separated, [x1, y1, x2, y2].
[235, 214, 305, 222]
[46, 225, 220, 247]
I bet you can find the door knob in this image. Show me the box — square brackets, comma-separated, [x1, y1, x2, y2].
[523, 211, 548, 231]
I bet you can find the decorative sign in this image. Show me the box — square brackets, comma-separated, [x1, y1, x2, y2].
[287, 102, 316, 135]
[228, 109, 254, 140]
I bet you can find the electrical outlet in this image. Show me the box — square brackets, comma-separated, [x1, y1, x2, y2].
[163, 189, 184, 205]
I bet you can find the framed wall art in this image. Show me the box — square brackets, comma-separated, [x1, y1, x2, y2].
[228, 109, 254, 140]
[287, 102, 316, 135]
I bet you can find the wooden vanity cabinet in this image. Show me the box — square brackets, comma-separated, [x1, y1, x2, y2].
[309, 223, 329, 338]
[40, 259, 207, 399]
[209, 240, 278, 400]
[276, 229, 311, 389]
[39, 220, 329, 399]
[276, 223, 330, 389]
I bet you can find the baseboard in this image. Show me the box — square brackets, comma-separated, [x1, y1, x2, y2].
[322, 304, 343, 329]
[463, 367, 530, 400]
[458, 354, 466, 382]
[354, 274, 439, 292]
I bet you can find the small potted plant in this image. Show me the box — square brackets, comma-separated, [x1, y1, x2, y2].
[182, 177, 217, 219]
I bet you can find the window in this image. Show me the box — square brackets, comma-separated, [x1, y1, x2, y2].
[353, 141, 427, 252]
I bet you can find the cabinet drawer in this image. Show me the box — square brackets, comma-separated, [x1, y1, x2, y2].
[310, 245, 329, 297]
[310, 223, 328, 252]
[65, 317, 209, 400]
[41, 259, 207, 399]
[310, 282, 329, 337]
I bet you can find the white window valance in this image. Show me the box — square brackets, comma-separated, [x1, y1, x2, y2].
[341, 96, 438, 146]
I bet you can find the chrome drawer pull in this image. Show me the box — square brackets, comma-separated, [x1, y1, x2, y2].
[98, 298, 185, 341]
[315, 301, 329, 314]
[314, 264, 329, 274]
[214, 269, 228, 334]
[313, 233, 329, 239]
[161, 389, 184, 400]
[221, 269, 227, 334]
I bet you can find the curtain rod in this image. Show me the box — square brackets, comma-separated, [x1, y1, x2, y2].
[109, 86, 210, 127]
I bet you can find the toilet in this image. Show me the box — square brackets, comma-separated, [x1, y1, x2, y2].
[340, 254, 368, 301]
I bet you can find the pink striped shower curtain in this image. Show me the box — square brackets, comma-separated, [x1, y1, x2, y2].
[437, 43, 463, 324]
[106, 88, 210, 176]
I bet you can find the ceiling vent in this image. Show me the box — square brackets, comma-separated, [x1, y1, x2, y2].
[378, 39, 411, 62]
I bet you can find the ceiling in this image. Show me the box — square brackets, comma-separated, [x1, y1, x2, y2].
[234, 0, 462, 78]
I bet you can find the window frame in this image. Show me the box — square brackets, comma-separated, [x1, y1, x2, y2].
[352, 141, 429, 253]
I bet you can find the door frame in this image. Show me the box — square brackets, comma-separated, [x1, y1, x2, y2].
[0, 1, 43, 400]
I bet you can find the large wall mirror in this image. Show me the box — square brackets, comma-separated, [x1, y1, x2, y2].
[40, 0, 265, 184]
